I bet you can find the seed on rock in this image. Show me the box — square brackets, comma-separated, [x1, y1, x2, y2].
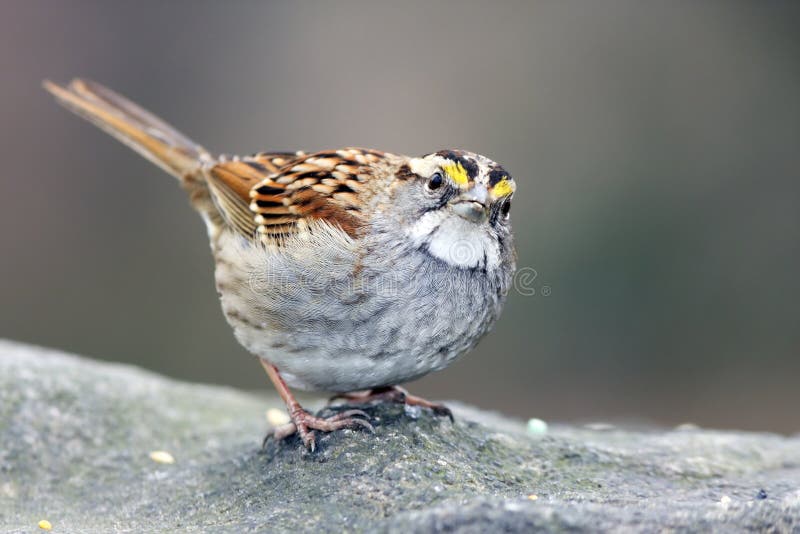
[526, 418, 548, 435]
[266, 408, 290, 426]
[149, 450, 175, 464]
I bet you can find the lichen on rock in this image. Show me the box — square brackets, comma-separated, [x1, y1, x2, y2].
[1, 339, 798, 532]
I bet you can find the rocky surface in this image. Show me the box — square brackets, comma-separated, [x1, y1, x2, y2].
[1, 339, 798, 533]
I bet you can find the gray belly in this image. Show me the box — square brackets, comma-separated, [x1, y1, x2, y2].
[212, 229, 508, 392]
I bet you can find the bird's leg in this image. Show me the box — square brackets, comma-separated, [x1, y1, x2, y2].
[330, 385, 454, 422]
[260, 359, 374, 451]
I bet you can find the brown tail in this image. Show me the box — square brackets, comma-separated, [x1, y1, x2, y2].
[43, 79, 212, 180]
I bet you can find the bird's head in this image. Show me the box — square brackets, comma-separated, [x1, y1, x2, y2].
[392, 149, 515, 271]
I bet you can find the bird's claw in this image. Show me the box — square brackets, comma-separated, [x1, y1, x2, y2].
[262, 407, 374, 451]
[330, 386, 454, 422]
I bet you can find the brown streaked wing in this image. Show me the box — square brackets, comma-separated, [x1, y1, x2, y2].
[205, 155, 297, 237]
[249, 151, 308, 174]
[249, 148, 391, 241]
[207, 148, 392, 242]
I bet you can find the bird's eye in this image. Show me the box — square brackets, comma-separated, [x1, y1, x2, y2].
[427, 172, 443, 190]
[501, 200, 512, 218]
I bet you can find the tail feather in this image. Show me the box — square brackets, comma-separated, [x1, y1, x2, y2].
[43, 79, 211, 180]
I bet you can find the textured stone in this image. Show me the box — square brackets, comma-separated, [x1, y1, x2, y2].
[0, 339, 798, 533]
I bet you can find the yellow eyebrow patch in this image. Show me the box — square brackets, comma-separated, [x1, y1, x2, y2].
[441, 161, 469, 187]
[492, 178, 515, 197]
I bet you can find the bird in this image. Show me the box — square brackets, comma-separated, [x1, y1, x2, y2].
[44, 79, 517, 451]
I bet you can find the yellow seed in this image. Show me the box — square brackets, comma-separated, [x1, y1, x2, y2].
[266, 408, 290, 426]
[149, 450, 175, 464]
[527, 494, 539, 501]
[38, 519, 53, 530]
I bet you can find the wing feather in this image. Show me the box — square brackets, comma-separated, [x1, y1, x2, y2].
[204, 148, 394, 243]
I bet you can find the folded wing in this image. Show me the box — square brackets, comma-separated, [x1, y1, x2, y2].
[206, 148, 391, 242]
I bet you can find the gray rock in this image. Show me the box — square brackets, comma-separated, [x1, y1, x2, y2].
[1, 339, 798, 533]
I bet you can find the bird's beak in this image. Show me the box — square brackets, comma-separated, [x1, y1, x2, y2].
[451, 185, 489, 223]
[452, 200, 488, 223]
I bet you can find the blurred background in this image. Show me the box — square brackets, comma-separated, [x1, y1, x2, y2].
[1, 1, 798, 433]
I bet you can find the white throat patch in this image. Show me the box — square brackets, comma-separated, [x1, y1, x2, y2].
[406, 211, 500, 270]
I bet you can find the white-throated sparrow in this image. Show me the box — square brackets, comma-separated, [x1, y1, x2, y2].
[45, 79, 517, 450]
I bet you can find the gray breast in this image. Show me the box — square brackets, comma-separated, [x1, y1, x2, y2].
[212, 225, 510, 392]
